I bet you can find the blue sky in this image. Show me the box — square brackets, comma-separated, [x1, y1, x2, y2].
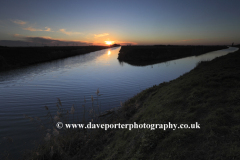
[0, 0, 240, 46]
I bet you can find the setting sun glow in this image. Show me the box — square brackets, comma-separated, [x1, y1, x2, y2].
[105, 41, 114, 45]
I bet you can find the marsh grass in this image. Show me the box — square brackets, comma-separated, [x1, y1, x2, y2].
[1, 137, 14, 160]
[20, 88, 107, 160]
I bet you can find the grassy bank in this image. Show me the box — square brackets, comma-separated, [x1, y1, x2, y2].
[118, 45, 228, 66]
[23, 48, 240, 160]
[0, 46, 111, 72]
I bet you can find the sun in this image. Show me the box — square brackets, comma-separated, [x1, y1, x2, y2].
[105, 41, 114, 45]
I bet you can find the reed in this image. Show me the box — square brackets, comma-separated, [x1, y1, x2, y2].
[1, 137, 14, 160]
[21, 88, 106, 160]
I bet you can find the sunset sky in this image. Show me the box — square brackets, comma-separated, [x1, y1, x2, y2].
[0, 0, 240, 46]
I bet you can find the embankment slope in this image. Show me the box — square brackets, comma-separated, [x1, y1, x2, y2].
[96, 48, 240, 159]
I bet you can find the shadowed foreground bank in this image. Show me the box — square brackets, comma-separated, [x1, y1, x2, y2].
[21, 48, 240, 160]
[0, 46, 112, 72]
[118, 45, 228, 66]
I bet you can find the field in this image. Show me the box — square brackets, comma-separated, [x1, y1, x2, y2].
[118, 45, 228, 66]
[0, 46, 112, 72]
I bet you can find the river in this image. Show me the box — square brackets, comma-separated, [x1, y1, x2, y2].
[0, 46, 238, 158]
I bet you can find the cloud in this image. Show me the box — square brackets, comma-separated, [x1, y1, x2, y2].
[0, 40, 31, 46]
[59, 29, 82, 35]
[94, 33, 109, 38]
[0, 36, 92, 46]
[23, 27, 43, 31]
[12, 34, 26, 39]
[23, 27, 53, 32]
[24, 36, 91, 46]
[11, 20, 27, 25]
[11, 20, 53, 32]
[44, 27, 52, 32]
[13, 34, 20, 37]
[115, 41, 138, 45]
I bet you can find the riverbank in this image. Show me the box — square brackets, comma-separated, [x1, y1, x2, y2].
[118, 45, 228, 66]
[22, 48, 240, 160]
[0, 46, 111, 72]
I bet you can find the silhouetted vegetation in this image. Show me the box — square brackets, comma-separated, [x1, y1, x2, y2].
[18, 48, 240, 159]
[234, 44, 240, 47]
[0, 46, 112, 72]
[118, 45, 228, 66]
[110, 44, 121, 47]
[0, 45, 8, 48]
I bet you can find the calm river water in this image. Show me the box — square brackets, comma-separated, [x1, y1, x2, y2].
[0, 46, 238, 158]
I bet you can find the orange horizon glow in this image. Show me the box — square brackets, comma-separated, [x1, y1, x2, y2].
[105, 41, 115, 45]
